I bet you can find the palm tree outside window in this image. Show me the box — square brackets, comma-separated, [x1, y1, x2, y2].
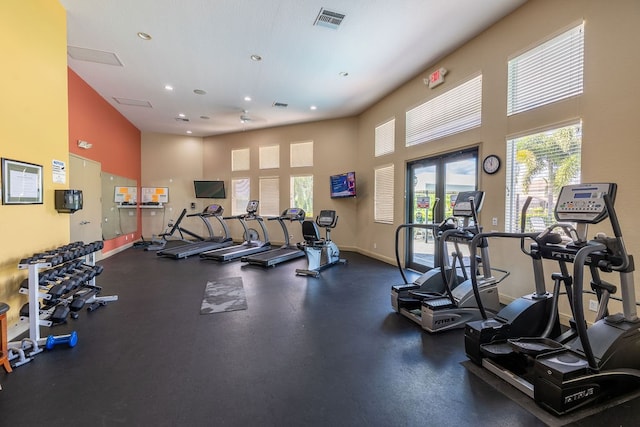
[505, 122, 582, 232]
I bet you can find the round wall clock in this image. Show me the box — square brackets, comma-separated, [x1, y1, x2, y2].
[483, 155, 501, 174]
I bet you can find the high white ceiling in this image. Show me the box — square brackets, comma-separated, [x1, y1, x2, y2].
[60, 0, 526, 137]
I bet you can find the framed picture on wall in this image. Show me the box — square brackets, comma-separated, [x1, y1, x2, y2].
[1, 158, 44, 205]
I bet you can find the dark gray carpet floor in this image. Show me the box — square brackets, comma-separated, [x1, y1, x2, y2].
[1, 246, 639, 426]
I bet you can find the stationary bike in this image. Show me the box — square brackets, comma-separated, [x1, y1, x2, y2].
[295, 210, 346, 277]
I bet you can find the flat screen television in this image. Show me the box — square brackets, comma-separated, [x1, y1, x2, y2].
[194, 180, 226, 199]
[330, 171, 356, 198]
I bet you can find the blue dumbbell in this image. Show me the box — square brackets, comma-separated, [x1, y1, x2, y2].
[45, 331, 78, 350]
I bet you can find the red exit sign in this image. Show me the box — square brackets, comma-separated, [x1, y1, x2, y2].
[427, 67, 447, 89]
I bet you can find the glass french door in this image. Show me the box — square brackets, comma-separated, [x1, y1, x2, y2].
[406, 148, 478, 271]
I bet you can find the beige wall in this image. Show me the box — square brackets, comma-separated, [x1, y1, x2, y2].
[141, 132, 208, 239]
[357, 0, 640, 320]
[140, 0, 640, 323]
[142, 117, 359, 247]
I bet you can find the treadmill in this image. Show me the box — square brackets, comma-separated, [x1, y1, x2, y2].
[200, 200, 271, 262]
[156, 204, 233, 259]
[241, 207, 306, 267]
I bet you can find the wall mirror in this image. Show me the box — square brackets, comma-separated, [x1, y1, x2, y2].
[101, 173, 138, 240]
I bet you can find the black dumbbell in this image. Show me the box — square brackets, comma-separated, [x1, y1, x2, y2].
[70, 288, 98, 311]
[48, 276, 83, 298]
[50, 303, 70, 324]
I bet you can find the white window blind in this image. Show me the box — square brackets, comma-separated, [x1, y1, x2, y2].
[259, 177, 279, 216]
[259, 145, 279, 169]
[232, 148, 250, 171]
[406, 74, 482, 147]
[290, 141, 313, 167]
[374, 165, 394, 224]
[231, 178, 250, 216]
[507, 23, 584, 115]
[505, 122, 582, 232]
[375, 118, 395, 157]
[290, 175, 313, 218]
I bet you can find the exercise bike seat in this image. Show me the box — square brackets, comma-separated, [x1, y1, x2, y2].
[301, 220, 322, 243]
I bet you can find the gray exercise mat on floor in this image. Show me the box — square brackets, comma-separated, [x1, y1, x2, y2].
[200, 277, 247, 314]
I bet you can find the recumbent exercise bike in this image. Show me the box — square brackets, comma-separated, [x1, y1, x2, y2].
[295, 210, 346, 277]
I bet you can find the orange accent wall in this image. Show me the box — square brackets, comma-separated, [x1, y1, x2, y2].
[67, 68, 142, 252]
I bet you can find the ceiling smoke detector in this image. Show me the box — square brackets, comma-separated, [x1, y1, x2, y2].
[314, 8, 346, 30]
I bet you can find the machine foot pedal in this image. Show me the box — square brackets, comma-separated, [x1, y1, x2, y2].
[508, 337, 563, 356]
[480, 341, 514, 357]
[423, 297, 455, 310]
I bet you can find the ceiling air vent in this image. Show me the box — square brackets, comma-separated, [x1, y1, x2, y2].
[313, 8, 345, 30]
[175, 117, 190, 122]
[68, 46, 123, 66]
[113, 97, 152, 108]
[272, 102, 288, 108]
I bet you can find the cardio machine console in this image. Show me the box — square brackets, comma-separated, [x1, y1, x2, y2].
[317, 210, 338, 228]
[246, 200, 259, 214]
[452, 191, 484, 217]
[555, 183, 616, 224]
[203, 204, 223, 215]
[283, 207, 306, 221]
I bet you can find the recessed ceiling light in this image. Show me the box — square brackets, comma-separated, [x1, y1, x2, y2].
[310, 105, 317, 110]
[244, 96, 252, 102]
[137, 32, 152, 40]
[339, 71, 349, 77]
[164, 85, 173, 91]
[186, 130, 192, 134]
[178, 113, 186, 118]
[193, 89, 207, 95]
[250, 54, 262, 62]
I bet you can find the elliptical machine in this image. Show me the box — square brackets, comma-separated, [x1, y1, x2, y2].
[392, 191, 508, 332]
[295, 210, 346, 277]
[465, 183, 640, 415]
[464, 196, 567, 365]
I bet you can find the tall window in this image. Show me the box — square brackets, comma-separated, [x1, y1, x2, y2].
[259, 145, 279, 169]
[507, 23, 584, 115]
[406, 74, 482, 146]
[290, 141, 313, 167]
[259, 177, 279, 216]
[290, 175, 313, 217]
[375, 118, 395, 156]
[374, 164, 394, 224]
[505, 122, 582, 232]
[232, 148, 250, 171]
[231, 178, 250, 216]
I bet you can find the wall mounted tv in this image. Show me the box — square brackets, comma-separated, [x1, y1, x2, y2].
[330, 171, 356, 198]
[194, 180, 226, 199]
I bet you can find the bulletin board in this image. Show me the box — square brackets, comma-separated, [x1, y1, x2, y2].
[114, 186, 137, 204]
[141, 187, 169, 204]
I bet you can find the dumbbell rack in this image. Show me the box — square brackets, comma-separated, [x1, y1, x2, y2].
[8, 242, 117, 367]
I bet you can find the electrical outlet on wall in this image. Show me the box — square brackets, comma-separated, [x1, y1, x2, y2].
[589, 300, 598, 312]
